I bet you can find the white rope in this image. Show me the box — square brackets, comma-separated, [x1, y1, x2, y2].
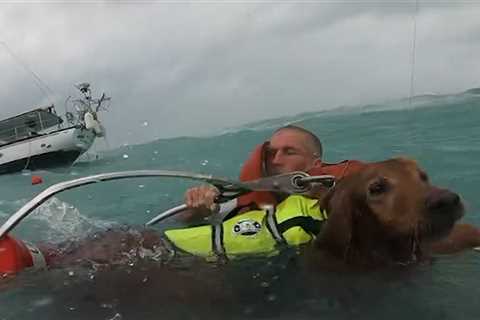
[0, 41, 55, 103]
[23, 140, 33, 171]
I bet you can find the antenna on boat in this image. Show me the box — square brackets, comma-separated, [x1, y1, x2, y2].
[75, 82, 92, 100]
[408, 0, 420, 107]
[0, 41, 56, 104]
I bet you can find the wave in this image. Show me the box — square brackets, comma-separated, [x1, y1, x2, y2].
[214, 88, 480, 137]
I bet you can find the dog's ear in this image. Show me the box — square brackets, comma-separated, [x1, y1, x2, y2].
[317, 182, 356, 258]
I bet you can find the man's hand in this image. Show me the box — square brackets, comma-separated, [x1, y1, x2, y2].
[181, 185, 220, 222]
[185, 185, 219, 210]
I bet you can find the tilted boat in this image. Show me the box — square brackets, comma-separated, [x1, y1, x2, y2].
[0, 83, 109, 174]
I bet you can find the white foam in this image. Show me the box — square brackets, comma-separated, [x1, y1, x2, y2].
[30, 197, 116, 243]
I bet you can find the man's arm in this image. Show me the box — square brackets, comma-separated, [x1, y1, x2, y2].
[427, 223, 480, 254]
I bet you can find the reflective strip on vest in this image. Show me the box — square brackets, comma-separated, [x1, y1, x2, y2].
[164, 195, 327, 258]
[24, 242, 47, 270]
[264, 204, 285, 244]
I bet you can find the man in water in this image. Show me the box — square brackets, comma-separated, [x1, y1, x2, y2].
[183, 125, 361, 219]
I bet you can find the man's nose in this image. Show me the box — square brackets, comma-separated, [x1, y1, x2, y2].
[270, 151, 283, 164]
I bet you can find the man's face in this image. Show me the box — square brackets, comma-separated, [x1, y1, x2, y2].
[265, 129, 321, 175]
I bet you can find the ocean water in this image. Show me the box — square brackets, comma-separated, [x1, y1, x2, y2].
[0, 89, 480, 319]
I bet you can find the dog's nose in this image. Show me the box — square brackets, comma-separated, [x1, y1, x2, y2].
[426, 188, 461, 211]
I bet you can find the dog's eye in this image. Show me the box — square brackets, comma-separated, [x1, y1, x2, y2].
[419, 171, 429, 182]
[368, 177, 390, 197]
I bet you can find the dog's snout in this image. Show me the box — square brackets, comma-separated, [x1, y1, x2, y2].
[426, 189, 461, 211]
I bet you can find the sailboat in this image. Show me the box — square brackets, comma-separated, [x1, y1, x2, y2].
[0, 83, 109, 174]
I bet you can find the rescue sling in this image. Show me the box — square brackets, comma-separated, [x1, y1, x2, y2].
[0, 195, 327, 274]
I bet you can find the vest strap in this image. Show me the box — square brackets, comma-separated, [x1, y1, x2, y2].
[212, 224, 227, 259]
[264, 205, 286, 245]
[277, 216, 324, 236]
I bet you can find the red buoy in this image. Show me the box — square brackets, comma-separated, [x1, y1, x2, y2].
[0, 235, 47, 275]
[31, 175, 43, 185]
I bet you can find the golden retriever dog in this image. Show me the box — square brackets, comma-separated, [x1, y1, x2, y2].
[310, 157, 479, 267]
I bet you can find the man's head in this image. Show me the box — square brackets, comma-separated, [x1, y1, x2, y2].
[265, 125, 323, 175]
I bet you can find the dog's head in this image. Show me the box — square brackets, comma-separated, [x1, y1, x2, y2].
[317, 158, 464, 265]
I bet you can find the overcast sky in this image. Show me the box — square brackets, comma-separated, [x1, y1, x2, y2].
[1, 1, 479, 147]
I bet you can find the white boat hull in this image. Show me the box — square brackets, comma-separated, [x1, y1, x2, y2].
[0, 127, 96, 174]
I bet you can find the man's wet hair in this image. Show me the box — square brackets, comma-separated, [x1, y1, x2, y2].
[274, 125, 323, 159]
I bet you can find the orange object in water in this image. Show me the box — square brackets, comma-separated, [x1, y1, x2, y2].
[237, 143, 276, 207]
[31, 175, 43, 185]
[0, 235, 47, 274]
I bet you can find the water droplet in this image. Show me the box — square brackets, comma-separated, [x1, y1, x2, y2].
[68, 271, 75, 277]
[143, 121, 149, 127]
[138, 184, 145, 189]
[201, 160, 209, 166]
[243, 306, 254, 315]
[266, 294, 277, 302]
[153, 150, 159, 155]
[32, 297, 53, 307]
[108, 313, 122, 320]
[142, 276, 149, 283]
[122, 154, 129, 159]
[260, 281, 270, 288]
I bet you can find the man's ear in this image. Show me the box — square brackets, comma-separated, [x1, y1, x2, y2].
[312, 158, 322, 169]
[260, 141, 270, 176]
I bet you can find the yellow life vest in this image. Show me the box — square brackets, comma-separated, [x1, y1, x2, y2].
[164, 195, 327, 259]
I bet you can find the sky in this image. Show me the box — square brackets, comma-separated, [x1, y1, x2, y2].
[0, 1, 479, 147]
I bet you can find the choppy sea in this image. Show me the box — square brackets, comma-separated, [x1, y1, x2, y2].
[1, 89, 479, 319]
